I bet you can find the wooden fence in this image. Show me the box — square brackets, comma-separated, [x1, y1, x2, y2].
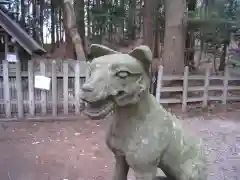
[0, 60, 89, 121]
[156, 66, 240, 112]
[0, 59, 240, 121]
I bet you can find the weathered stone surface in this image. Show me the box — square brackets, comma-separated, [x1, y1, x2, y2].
[81, 44, 207, 180]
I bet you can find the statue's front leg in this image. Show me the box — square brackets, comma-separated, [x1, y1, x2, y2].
[112, 155, 129, 180]
[133, 166, 157, 180]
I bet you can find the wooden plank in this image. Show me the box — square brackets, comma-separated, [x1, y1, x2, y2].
[188, 86, 204, 91]
[202, 66, 210, 107]
[161, 85, 226, 92]
[208, 96, 223, 101]
[187, 97, 203, 102]
[159, 98, 181, 104]
[15, 60, 24, 118]
[182, 66, 189, 112]
[227, 86, 240, 90]
[161, 86, 183, 92]
[162, 74, 224, 81]
[14, 44, 24, 118]
[210, 76, 224, 80]
[188, 75, 205, 80]
[208, 86, 224, 90]
[3, 61, 11, 118]
[63, 61, 69, 115]
[75, 61, 81, 114]
[228, 77, 240, 81]
[156, 66, 163, 104]
[162, 75, 183, 81]
[40, 61, 47, 115]
[52, 61, 57, 116]
[222, 66, 229, 104]
[227, 96, 240, 101]
[28, 61, 35, 116]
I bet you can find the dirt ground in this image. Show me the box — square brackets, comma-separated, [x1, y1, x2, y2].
[0, 105, 239, 180]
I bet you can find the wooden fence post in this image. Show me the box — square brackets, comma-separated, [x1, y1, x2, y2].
[51, 61, 57, 116]
[15, 61, 24, 118]
[28, 61, 35, 116]
[75, 61, 80, 114]
[182, 66, 189, 112]
[3, 60, 11, 118]
[156, 65, 163, 104]
[222, 66, 229, 104]
[63, 61, 69, 115]
[40, 60, 47, 115]
[202, 65, 210, 108]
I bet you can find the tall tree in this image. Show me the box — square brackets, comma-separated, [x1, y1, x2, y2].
[127, 0, 137, 40]
[32, 0, 37, 39]
[51, 0, 56, 49]
[20, 0, 25, 27]
[143, 0, 154, 49]
[162, 0, 187, 74]
[39, 0, 44, 43]
[185, 0, 197, 71]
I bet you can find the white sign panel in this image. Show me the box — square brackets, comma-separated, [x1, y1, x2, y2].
[6, 53, 18, 62]
[34, 75, 51, 90]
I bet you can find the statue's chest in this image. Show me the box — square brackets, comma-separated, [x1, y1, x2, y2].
[106, 118, 138, 154]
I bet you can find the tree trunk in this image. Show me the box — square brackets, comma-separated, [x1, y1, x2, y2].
[219, 41, 228, 71]
[75, 0, 87, 55]
[87, 0, 91, 39]
[51, 0, 56, 51]
[16, 0, 20, 21]
[185, 0, 196, 72]
[120, 0, 125, 37]
[143, 0, 154, 93]
[127, 0, 137, 40]
[162, 0, 186, 74]
[56, 7, 60, 47]
[32, 0, 37, 40]
[20, 0, 25, 28]
[63, 0, 86, 61]
[39, 0, 44, 43]
[152, 30, 161, 95]
[59, 7, 63, 41]
[143, 0, 154, 49]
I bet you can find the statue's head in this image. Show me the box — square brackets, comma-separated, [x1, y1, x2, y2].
[81, 44, 153, 119]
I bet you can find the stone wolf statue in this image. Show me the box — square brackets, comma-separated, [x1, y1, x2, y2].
[80, 44, 207, 180]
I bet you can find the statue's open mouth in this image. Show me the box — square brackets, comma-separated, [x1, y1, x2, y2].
[82, 97, 114, 120]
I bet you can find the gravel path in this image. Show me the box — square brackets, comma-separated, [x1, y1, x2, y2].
[184, 118, 240, 180]
[0, 117, 239, 180]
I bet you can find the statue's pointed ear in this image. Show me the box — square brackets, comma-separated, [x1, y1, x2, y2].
[89, 44, 119, 59]
[128, 45, 153, 73]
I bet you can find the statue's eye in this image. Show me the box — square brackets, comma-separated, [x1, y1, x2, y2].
[115, 71, 131, 79]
